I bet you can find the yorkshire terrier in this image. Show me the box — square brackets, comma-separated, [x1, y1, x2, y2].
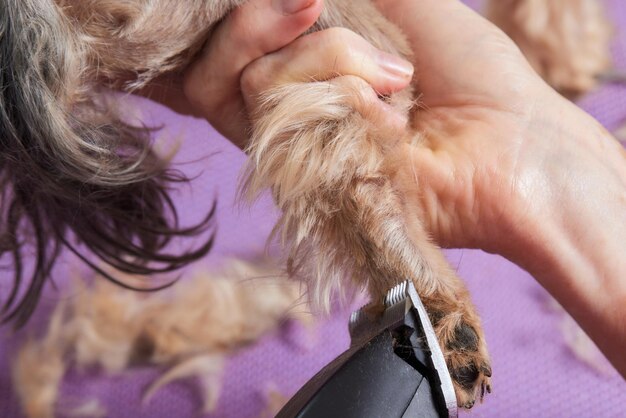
[0, 0, 612, 409]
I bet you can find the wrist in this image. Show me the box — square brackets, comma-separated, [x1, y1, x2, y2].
[502, 91, 625, 280]
[494, 92, 626, 374]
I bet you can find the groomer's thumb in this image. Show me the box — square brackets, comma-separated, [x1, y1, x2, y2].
[187, 0, 322, 91]
[184, 0, 322, 144]
[219, 0, 322, 69]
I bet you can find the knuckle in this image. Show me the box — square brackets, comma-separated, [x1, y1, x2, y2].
[240, 60, 270, 96]
[318, 27, 362, 56]
[324, 26, 360, 43]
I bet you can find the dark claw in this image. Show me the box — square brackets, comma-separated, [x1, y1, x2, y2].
[481, 363, 493, 377]
[464, 400, 475, 409]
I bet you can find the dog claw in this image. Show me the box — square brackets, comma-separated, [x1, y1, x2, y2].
[481, 363, 493, 377]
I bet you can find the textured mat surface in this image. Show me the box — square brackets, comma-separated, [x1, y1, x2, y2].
[2, 1, 626, 417]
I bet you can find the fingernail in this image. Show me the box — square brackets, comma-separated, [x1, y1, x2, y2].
[377, 51, 414, 80]
[273, 0, 314, 15]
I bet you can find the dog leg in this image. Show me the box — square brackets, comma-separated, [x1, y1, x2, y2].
[410, 249, 493, 409]
[386, 146, 493, 408]
[358, 172, 493, 408]
[244, 79, 491, 408]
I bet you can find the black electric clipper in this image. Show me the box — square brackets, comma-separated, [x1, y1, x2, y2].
[276, 281, 458, 418]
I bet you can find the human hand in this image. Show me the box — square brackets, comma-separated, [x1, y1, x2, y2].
[181, 0, 413, 148]
[377, 0, 626, 375]
[377, 0, 554, 252]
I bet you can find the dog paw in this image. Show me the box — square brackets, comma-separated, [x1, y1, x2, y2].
[442, 322, 493, 409]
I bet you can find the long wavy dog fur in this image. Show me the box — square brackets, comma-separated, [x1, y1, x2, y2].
[13, 261, 309, 417]
[1, 0, 612, 409]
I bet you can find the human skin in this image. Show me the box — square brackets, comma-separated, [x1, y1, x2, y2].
[143, 0, 626, 377]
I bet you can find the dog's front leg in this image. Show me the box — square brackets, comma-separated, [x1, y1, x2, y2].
[244, 78, 492, 409]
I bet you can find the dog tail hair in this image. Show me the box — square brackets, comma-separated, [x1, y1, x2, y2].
[0, 0, 215, 327]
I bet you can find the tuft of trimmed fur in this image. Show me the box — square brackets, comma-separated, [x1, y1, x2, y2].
[12, 260, 310, 417]
[485, 0, 612, 96]
[13, 304, 67, 418]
